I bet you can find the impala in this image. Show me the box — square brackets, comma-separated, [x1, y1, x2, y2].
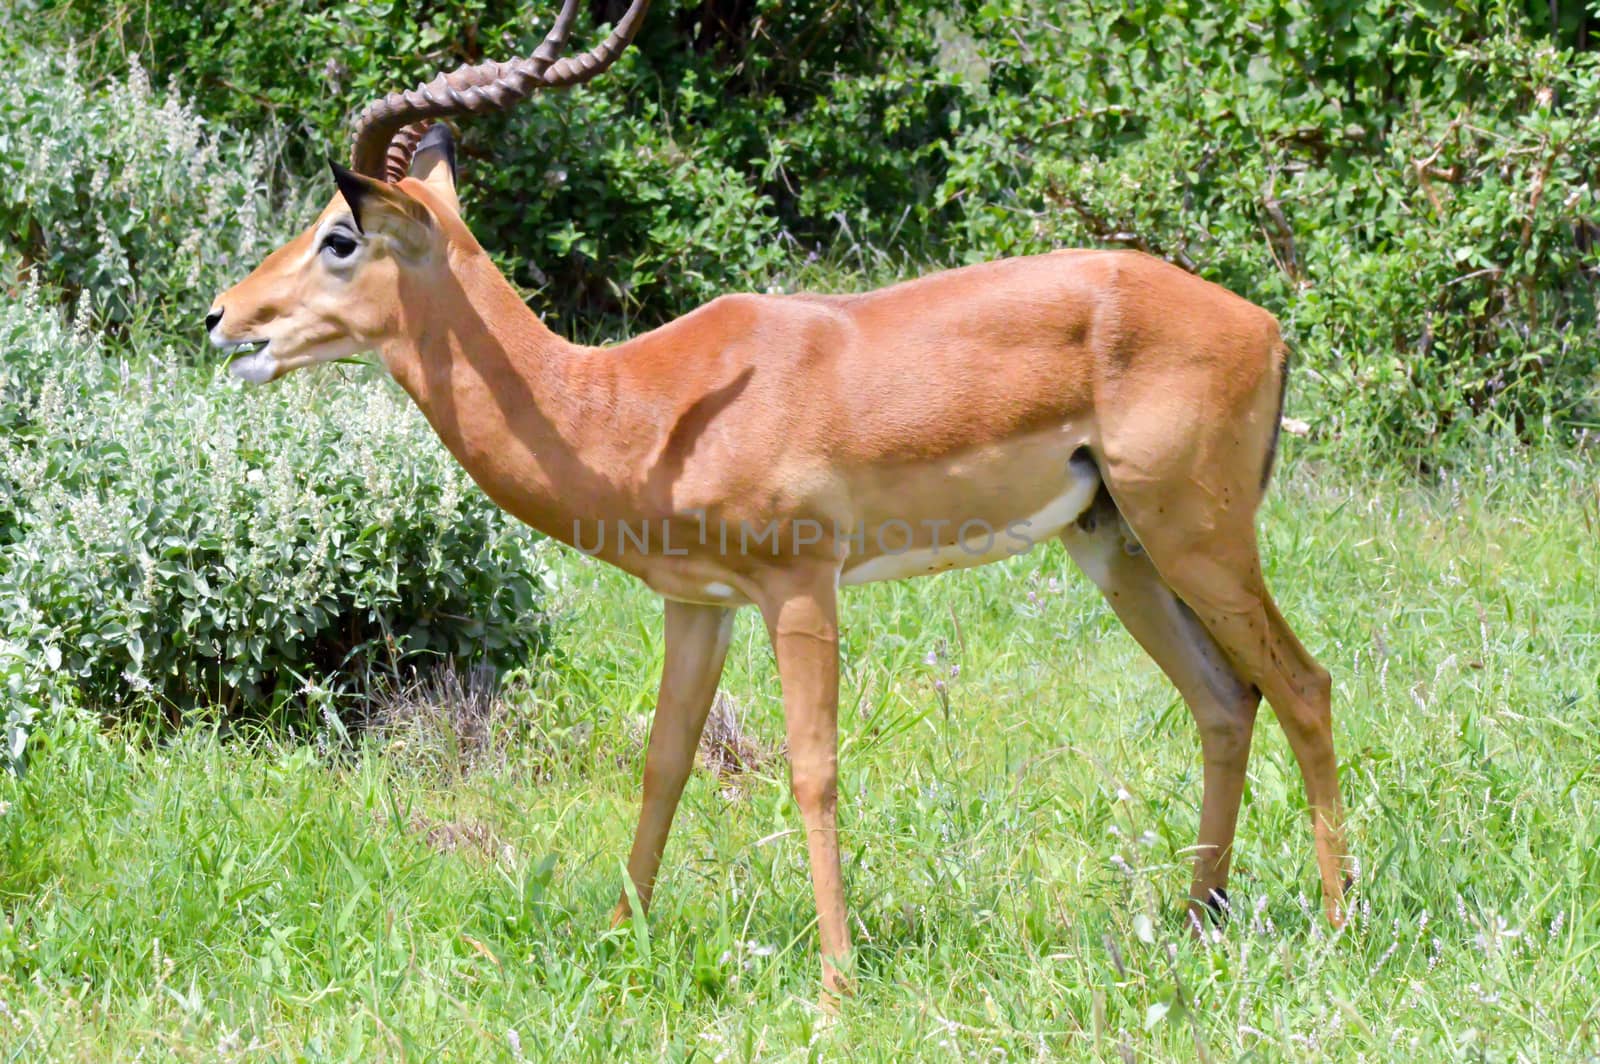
[208, 0, 1352, 999]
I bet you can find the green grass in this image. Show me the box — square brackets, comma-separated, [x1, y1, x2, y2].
[2, 451, 1598, 1060]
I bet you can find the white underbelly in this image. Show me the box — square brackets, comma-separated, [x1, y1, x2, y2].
[840, 462, 1099, 587]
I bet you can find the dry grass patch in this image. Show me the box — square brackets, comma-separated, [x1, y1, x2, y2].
[367, 661, 511, 779]
[697, 691, 780, 798]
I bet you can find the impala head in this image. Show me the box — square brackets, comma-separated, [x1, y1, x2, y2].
[207, 0, 651, 383]
[208, 144, 461, 382]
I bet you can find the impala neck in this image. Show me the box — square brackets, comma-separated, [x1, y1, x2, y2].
[375, 242, 620, 543]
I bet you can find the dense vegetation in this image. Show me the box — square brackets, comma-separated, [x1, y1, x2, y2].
[0, 1, 1597, 1055]
[14, 0, 1600, 453]
[0, 39, 551, 748]
[1, 284, 551, 711]
[3, 0, 1594, 726]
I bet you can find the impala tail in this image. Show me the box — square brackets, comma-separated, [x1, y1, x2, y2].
[1261, 339, 1292, 493]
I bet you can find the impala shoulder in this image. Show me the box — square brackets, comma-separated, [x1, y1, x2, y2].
[707, 290, 849, 324]
[697, 291, 768, 318]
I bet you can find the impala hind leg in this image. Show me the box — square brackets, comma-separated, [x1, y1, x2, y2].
[756, 569, 853, 1002]
[1061, 489, 1261, 924]
[1106, 492, 1351, 925]
[611, 600, 735, 927]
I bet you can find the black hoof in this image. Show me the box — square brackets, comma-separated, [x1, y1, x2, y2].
[1198, 888, 1231, 925]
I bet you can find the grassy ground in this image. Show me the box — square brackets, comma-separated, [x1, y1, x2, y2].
[1, 450, 1598, 1060]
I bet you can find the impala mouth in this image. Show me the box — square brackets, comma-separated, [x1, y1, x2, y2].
[218, 339, 278, 383]
[219, 339, 268, 356]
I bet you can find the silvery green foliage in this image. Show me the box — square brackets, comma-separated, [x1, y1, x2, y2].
[0, 45, 290, 337]
[0, 284, 553, 715]
[0, 637, 65, 775]
[0, 283, 87, 771]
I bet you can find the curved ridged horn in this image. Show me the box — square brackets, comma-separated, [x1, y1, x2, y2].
[537, 0, 652, 87]
[349, 0, 651, 181]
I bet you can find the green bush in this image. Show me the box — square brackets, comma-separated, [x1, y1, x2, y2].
[9, 1, 957, 323]
[942, 1, 1600, 455]
[18, 0, 537, 152]
[7, 1, 1598, 451]
[0, 284, 554, 715]
[0, 46, 295, 340]
[0, 635, 77, 775]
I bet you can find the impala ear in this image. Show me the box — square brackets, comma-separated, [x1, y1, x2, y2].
[409, 125, 460, 215]
[328, 160, 434, 239]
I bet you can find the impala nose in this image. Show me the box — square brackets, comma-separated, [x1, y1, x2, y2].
[205, 308, 223, 332]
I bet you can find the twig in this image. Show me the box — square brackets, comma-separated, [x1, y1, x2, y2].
[214, 77, 276, 111]
[1261, 177, 1300, 283]
[1413, 117, 1464, 217]
[1519, 141, 1556, 252]
[1445, 266, 1506, 286]
[1040, 104, 1131, 131]
[1520, 138, 1557, 329]
[1053, 187, 1199, 273]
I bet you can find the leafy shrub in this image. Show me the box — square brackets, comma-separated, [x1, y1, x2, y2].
[942, 1, 1600, 455]
[8, 2, 1598, 451]
[11, 1, 954, 323]
[468, 71, 788, 325]
[0, 284, 553, 713]
[18, 0, 536, 152]
[0, 635, 75, 775]
[0, 46, 294, 341]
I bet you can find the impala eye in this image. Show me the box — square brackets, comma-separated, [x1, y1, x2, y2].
[320, 229, 359, 259]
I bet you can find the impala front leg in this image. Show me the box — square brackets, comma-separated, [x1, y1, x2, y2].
[612, 599, 735, 926]
[759, 570, 853, 1002]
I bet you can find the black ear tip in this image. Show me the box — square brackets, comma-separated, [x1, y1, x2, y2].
[328, 158, 361, 188]
[417, 124, 454, 153]
[328, 159, 371, 231]
[416, 124, 458, 182]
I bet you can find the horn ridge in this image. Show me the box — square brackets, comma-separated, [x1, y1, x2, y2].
[350, 0, 648, 179]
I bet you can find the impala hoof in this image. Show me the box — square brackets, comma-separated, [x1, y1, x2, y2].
[608, 897, 633, 929]
[1187, 888, 1231, 930]
[816, 981, 855, 1021]
[819, 961, 856, 1013]
[1323, 873, 1356, 928]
